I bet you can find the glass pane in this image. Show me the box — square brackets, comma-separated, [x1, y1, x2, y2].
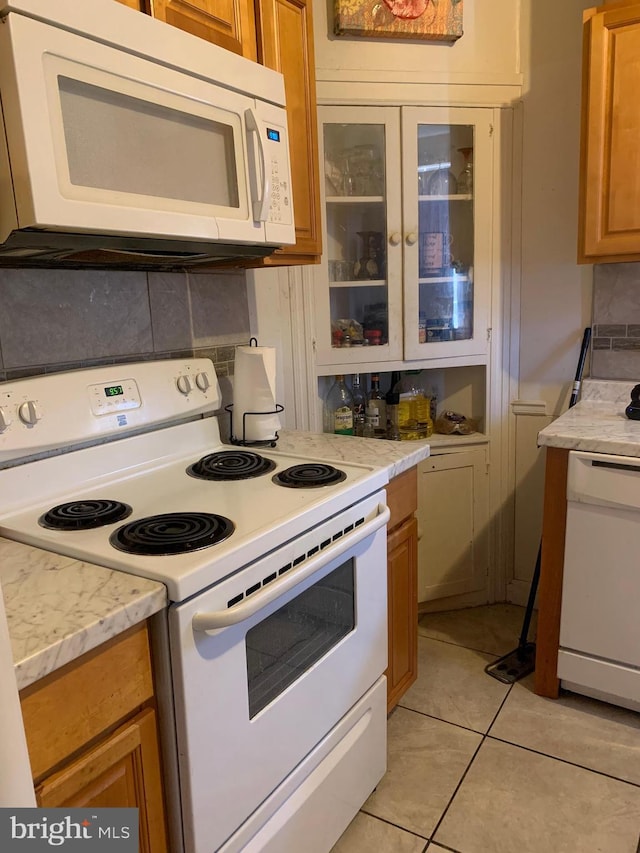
[58, 76, 239, 207]
[324, 123, 388, 349]
[245, 560, 354, 718]
[417, 124, 474, 344]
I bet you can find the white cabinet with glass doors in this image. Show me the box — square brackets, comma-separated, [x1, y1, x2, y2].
[314, 105, 494, 368]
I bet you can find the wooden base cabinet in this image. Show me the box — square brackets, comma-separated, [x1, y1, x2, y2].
[579, 1, 640, 262]
[385, 467, 418, 714]
[20, 623, 168, 852]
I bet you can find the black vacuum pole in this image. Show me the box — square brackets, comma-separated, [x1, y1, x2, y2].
[485, 326, 592, 684]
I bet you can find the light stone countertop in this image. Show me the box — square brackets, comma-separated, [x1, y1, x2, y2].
[0, 538, 167, 690]
[275, 429, 433, 478]
[538, 379, 640, 457]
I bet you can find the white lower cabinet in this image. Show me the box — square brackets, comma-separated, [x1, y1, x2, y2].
[416, 446, 489, 605]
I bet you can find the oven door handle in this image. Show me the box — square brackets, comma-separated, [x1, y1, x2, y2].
[192, 503, 390, 632]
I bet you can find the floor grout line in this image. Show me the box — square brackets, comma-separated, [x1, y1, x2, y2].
[485, 733, 640, 789]
[416, 632, 515, 658]
[395, 702, 500, 738]
[426, 684, 514, 846]
[357, 808, 429, 842]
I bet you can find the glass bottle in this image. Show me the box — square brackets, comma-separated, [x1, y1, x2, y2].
[368, 374, 387, 439]
[393, 372, 433, 440]
[323, 375, 354, 436]
[385, 390, 401, 440]
[351, 374, 367, 437]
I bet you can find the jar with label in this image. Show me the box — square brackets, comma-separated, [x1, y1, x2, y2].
[367, 374, 387, 438]
[393, 372, 433, 440]
[323, 375, 354, 435]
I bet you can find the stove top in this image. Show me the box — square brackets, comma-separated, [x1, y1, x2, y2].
[0, 359, 387, 600]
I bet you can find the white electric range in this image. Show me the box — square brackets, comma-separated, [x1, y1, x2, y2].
[0, 358, 389, 853]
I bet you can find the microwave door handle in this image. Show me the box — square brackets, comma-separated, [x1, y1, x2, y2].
[192, 502, 391, 633]
[245, 108, 271, 222]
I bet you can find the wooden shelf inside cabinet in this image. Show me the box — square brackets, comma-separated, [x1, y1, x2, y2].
[329, 278, 386, 288]
[326, 195, 385, 204]
[419, 274, 471, 284]
[419, 194, 473, 202]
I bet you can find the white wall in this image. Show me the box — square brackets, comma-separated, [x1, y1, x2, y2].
[509, 0, 593, 601]
[313, 0, 521, 86]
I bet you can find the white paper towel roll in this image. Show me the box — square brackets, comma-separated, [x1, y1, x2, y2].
[233, 345, 281, 442]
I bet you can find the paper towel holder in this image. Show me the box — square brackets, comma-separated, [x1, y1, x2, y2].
[225, 403, 285, 448]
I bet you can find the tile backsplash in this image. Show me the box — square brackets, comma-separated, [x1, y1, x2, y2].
[0, 268, 251, 381]
[591, 263, 640, 380]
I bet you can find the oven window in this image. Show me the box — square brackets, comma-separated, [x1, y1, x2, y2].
[245, 559, 355, 718]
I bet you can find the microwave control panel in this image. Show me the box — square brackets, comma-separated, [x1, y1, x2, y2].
[266, 123, 292, 226]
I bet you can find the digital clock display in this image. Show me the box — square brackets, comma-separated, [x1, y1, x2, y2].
[104, 385, 124, 398]
[267, 128, 280, 142]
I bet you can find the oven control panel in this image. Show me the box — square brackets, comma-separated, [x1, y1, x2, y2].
[0, 358, 220, 463]
[88, 379, 141, 416]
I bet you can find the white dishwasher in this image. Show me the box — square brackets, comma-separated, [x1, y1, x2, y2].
[559, 450, 640, 712]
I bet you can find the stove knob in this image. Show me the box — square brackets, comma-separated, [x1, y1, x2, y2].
[176, 375, 193, 395]
[18, 400, 42, 425]
[195, 371, 210, 392]
[0, 406, 12, 431]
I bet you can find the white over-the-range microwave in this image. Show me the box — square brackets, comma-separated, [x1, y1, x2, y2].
[0, 0, 295, 269]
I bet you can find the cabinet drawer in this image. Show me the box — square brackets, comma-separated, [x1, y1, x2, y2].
[20, 623, 154, 781]
[387, 466, 418, 531]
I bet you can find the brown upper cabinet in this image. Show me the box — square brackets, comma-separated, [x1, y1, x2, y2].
[153, 0, 258, 60]
[113, 0, 322, 264]
[579, 1, 640, 263]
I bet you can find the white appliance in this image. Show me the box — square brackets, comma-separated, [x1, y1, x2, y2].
[0, 359, 389, 852]
[0, 0, 294, 269]
[559, 450, 640, 712]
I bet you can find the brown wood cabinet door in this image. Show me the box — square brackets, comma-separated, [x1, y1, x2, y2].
[579, 2, 640, 262]
[255, 0, 322, 263]
[36, 709, 168, 853]
[153, 0, 257, 60]
[386, 515, 418, 713]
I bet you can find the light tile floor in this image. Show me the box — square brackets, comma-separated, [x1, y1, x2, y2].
[331, 604, 640, 853]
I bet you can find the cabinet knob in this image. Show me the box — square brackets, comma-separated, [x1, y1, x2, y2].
[406, 232, 418, 246]
[389, 232, 402, 246]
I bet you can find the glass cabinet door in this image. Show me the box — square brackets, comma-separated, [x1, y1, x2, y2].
[401, 107, 492, 361]
[315, 107, 403, 365]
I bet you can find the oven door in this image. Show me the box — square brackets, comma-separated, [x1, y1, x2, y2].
[0, 13, 293, 246]
[168, 493, 389, 853]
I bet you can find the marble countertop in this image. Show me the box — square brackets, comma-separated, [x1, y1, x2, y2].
[538, 379, 640, 457]
[0, 538, 166, 690]
[275, 430, 433, 479]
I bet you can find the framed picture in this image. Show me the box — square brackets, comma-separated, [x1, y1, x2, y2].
[334, 0, 463, 43]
